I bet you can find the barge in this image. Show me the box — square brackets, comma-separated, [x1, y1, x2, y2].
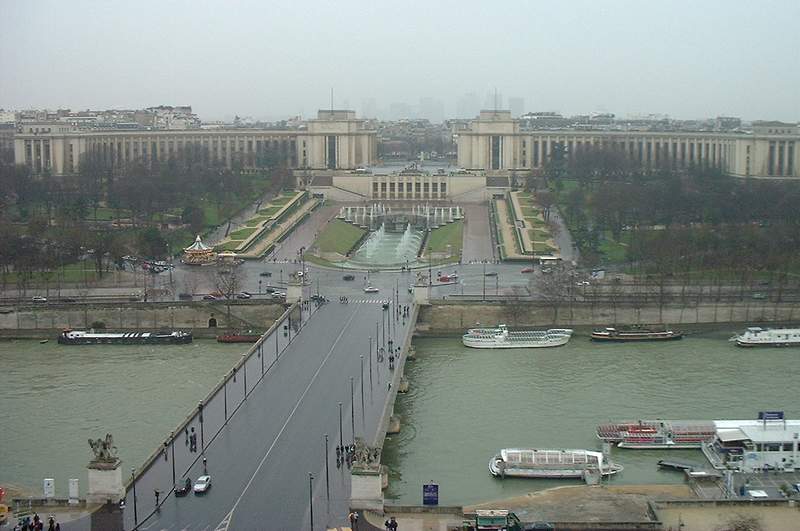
[591, 326, 682, 342]
[462, 324, 573, 349]
[597, 420, 717, 449]
[58, 329, 192, 345]
[489, 448, 623, 479]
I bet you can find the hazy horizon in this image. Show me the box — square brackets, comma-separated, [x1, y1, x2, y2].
[2, 0, 799, 123]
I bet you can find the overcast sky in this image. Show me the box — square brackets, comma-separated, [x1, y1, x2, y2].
[2, 0, 798, 122]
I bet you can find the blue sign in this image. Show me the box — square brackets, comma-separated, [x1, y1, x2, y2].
[423, 483, 439, 505]
[758, 411, 784, 420]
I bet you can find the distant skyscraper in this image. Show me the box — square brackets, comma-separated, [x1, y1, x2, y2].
[388, 102, 412, 120]
[456, 92, 481, 118]
[419, 97, 444, 123]
[508, 97, 524, 117]
[361, 97, 377, 119]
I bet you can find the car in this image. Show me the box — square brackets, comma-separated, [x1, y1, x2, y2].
[792, 482, 800, 493]
[310, 294, 326, 302]
[59, 297, 78, 303]
[484, 271, 498, 277]
[235, 292, 252, 299]
[175, 477, 191, 497]
[259, 271, 272, 277]
[263, 286, 276, 293]
[521, 267, 535, 273]
[271, 292, 287, 301]
[193, 475, 211, 494]
[752, 292, 767, 300]
[364, 286, 379, 293]
[343, 274, 355, 281]
[31, 296, 47, 303]
[541, 267, 553, 274]
[178, 293, 193, 301]
[202, 294, 218, 301]
[382, 301, 390, 310]
[576, 280, 591, 286]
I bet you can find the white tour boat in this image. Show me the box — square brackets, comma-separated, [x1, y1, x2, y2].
[462, 324, 573, 348]
[489, 448, 623, 479]
[730, 327, 800, 347]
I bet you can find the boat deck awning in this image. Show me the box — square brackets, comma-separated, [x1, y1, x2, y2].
[717, 428, 748, 442]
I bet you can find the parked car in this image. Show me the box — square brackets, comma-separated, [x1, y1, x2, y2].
[271, 292, 287, 301]
[484, 271, 498, 277]
[541, 267, 553, 274]
[31, 296, 47, 303]
[259, 271, 272, 277]
[202, 294, 218, 301]
[343, 274, 355, 281]
[236, 292, 252, 300]
[178, 293, 193, 301]
[193, 475, 211, 494]
[752, 292, 767, 300]
[175, 477, 191, 497]
[521, 267, 535, 273]
[264, 286, 276, 293]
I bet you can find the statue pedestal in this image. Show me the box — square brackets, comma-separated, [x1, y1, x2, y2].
[286, 283, 302, 304]
[350, 466, 383, 512]
[412, 285, 429, 305]
[86, 459, 124, 505]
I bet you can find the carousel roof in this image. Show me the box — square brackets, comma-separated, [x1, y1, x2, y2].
[185, 235, 212, 252]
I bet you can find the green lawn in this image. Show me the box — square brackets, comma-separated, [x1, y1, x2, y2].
[268, 194, 297, 206]
[85, 206, 131, 221]
[245, 216, 269, 227]
[315, 219, 366, 255]
[528, 229, 551, 241]
[525, 216, 547, 227]
[533, 243, 557, 253]
[229, 227, 258, 240]
[258, 205, 282, 217]
[215, 240, 243, 251]
[1, 260, 100, 284]
[426, 220, 464, 255]
[598, 232, 629, 263]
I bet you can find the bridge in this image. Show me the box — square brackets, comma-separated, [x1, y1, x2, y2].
[62, 270, 417, 530]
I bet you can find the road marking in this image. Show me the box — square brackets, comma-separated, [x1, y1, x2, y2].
[218, 305, 361, 530]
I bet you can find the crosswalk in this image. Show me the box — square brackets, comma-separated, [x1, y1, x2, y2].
[339, 298, 392, 304]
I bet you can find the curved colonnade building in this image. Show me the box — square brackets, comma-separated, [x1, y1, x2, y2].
[12, 109, 800, 204]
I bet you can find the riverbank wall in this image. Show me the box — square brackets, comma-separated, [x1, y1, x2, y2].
[417, 299, 800, 333]
[0, 300, 286, 338]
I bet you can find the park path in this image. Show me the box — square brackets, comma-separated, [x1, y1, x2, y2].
[461, 204, 495, 263]
[266, 204, 340, 261]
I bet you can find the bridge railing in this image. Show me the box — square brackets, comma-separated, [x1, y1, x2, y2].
[124, 298, 320, 529]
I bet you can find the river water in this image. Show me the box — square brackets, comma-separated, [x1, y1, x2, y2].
[383, 329, 800, 506]
[0, 339, 245, 496]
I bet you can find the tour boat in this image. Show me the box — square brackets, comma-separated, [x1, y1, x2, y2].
[596, 420, 717, 449]
[216, 330, 263, 343]
[58, 329, 192, 345]
[730, 327, 800, 347]
[590, 326, 682, 341]
[462, 324, 573, 349]
[489, 448, 623, 479]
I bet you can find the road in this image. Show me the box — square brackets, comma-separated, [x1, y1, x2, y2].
[117, 272, 414, 531]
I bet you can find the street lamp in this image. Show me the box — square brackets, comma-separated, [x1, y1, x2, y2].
[308, 472, 314, 531]
[130, 468, 138, 526]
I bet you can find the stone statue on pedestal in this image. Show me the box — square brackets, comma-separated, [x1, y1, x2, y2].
[88, 434, 118, 464]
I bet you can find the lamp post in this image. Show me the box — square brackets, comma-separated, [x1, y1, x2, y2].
[308, 472, 314, 531]
[350, 377, 355, 443]
[131, 468, 138, 526]
[259, 279, 262, 295]
[483, 261, 486, 301]
[324, 434, 330, 500]
[338, 402, 343, 450]
[360, 355, 365, 426]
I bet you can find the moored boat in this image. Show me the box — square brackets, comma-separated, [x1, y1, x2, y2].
[596, 420, 716, 449]
[58, 329, 192, 345]
[730, 327, 800, 347]
[590, 325, 682, 342]
[216, 330, 263, 343]
[462, 324, 573, 349]
[489, 448, 623, 479]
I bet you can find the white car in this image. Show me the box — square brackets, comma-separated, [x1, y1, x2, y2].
[193, 475, 211, 493]
[31, 296, 48, 303]
[364, 286, 379, 293]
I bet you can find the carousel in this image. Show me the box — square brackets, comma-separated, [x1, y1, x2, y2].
[182, 235, 216, 265]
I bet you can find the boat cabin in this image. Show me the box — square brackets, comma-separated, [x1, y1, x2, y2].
[702, 415, 800, 472]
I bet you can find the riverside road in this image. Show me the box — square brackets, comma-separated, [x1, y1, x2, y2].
[116, 273, 414, 531]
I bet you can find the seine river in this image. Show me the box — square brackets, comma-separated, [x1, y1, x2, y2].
[0, 339, 245, 496]
[383, 329, 800, 506]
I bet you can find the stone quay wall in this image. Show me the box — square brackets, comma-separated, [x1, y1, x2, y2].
[0, 300, 286, 338]
[418, 300, 800, 333]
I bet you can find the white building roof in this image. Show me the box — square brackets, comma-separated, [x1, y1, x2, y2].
[714, 419, 800, 444]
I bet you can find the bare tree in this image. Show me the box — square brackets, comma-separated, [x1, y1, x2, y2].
[538, 267, 572, 324]
[715, 514, 762, 531]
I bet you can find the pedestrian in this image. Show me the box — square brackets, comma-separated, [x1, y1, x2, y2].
[349, 510, 359, 530]
[185, 427, 189, 445]
[54, 525, 60, 531]
[154, 488, 160, 506]
[203, 455, 208, 473]
[385, 516, 398, 531]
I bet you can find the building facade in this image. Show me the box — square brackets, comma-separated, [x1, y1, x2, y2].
[457, 111, 799, 179]
[13, 110, 377, 175]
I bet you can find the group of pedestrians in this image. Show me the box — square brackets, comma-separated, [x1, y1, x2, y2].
[339, 296, 349, 304]
[185, 426, 198, 453]
[13, 513, 59, 531]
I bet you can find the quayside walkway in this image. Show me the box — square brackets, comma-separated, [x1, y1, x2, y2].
[63, 277, 416, 531]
